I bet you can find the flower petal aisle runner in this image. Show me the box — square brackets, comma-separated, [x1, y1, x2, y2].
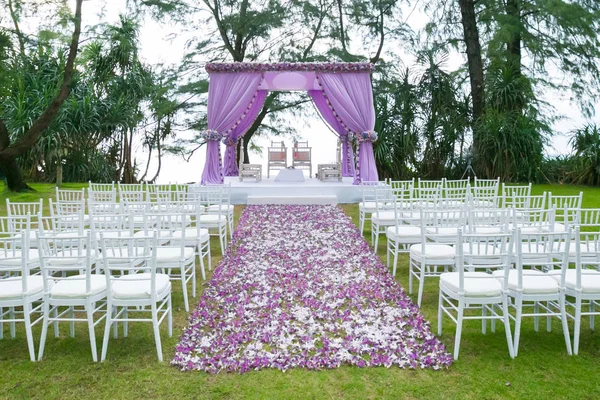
[173, 205, 452, 372]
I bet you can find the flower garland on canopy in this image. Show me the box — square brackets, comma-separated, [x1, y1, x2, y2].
[200, 129, 224, 141]
[206, 62, 374, 74]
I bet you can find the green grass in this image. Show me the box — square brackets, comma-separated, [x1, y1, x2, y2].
[2, 183, 600, 399]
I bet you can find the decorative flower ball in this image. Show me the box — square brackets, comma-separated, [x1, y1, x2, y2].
[201, 129, 224, 141]
[356, 130, 378, 142]
[222, 136, 237, 146]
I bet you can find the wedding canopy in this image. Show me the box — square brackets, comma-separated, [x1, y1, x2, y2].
[200, 62, 379, 185]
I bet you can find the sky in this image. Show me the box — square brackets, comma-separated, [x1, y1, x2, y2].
[86, 1, 599, 183]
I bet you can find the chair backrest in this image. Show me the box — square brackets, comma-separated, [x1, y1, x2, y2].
[89, 213, 131, 237]
[573, 208, 600, 231]
[502, 183, 532, 205]
[88, 187, 117, 204]
[147, 183, 174, 203]
[100, 234, 158, 297]
[4, 214, 32, 236]
[504, 193, 546, 210]
[118, 183, 147, 203]
[420, 208, 467, 245]
[0, 214, 30, 276]
[361, 181, 387, 203]
[511, 207, 555, 232]
[6, 199, 43, 222]
[89, 181, 115, 192]
[467, 192, 500, 209]
[49, 197, 85, 218]
[415, 185, 442, 203]
[443, 178, 469, 190]
[271, 141, 285, 147]
[549, 192, 583, 227]
[38, 232, 93, 294]
[388, 179, 414, 197]
[467, 208, 511, 234]
[417, 178, 443, 190]
[513, 228, 570, 280]
[56, 188, 85, 203]
[474, 177, 500, 189]
[443, 184, 470, 201]
[574, 228, 600, 286]
[44, 206, 85, 234]
[456, 229, 513, 278]
[268, 145, 287, 162]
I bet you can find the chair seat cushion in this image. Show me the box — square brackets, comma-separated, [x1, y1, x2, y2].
[0, 276, 45, 299]
[207, 204, 234, 213]
[457, 243, 502, 256]
[48, 249, 98, 266]
[199, 214, 227, 224]
[0, 249, 40, 265]
[111, 273, 171, 299]
[171, 228, 210, 243]
[51, 274, 106, 298]
[386, 226, 421, 242]
[440, 272, 502, 297]
[469, 226, 507, 234]
[155, 247, 195, 263]
[372, 211, 396, 223]
[410, 244, 455, 260]
[492, 269, 558, 294]
[548, 270, 600, 294]
[359, 202, 384, 211]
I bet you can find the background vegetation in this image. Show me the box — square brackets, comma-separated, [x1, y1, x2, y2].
[0, 0, 598, 189]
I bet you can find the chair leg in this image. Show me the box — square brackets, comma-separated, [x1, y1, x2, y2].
[502, 296, 515, 359]
[168, 295, 173, 338]
[70, 306, 75, 338]
[590, 300, 595, 331]
[392, 243, 399, 277]
[9, 307, 15, 338]
[574, 295, 582, 355]
[373, 224, 379, 252]
[86, 303, 98, 362]
[207, 242, 212, 272]
[560, 294, 573, 355]
[53, 306, 59, 337]
[38, 300, 51, 361]
[513, 295, 523, 357]
[123, 307, 128, 338]
[22, 302, 36, 362]
[181, 269, 190, 313]
[359, 211, 365, 235]
[482, 305, 487, 334]
[408, 259, 415, 294]
[0, 306, 3, 340]
[547, 301, 552, 332]
[533, 302, 539, 332]
[437, 290, 443, 335]
[191, 260, 197, 297]
[454, 300, 464, 360]
[417, 263, 426, 307]
[101, 305, 112, 362]
[386, 240, 390, 269]
[151, 306, 163, 362]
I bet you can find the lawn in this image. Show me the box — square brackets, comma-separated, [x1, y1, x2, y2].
[1, 182, 600, 399]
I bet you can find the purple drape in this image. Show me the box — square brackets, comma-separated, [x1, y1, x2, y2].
[309, 90, 356, 177]
[201, 72, 263, 184]
[223, 90, 268, 176]
[318, 73, 378, 183]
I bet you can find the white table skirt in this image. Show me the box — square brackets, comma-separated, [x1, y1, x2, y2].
[274, 168, 305, 182]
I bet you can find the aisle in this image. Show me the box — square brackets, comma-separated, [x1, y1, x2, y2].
[172, 205, 452, 373]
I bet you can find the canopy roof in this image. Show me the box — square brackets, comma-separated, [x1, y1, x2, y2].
[205, 62, 374, 91]
[205, 62, 374, 74]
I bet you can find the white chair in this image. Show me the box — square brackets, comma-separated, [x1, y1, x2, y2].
[438, 229, 515, 359]
[206, 183, 234, 239]
[560, 227, 600, 354]
[99, 233, 172, 362]
[0, 216, 44, 361]
[267, 141, 287, 178]
[88, 182, 119, 214]
[371, 186, 399, 252]
[358, 181, 387, 235]
[473, 177, 500, 207]
[37, 232, 106, 362]
[118, 183, 147, 204]
[142, 213, 197, 312]
[238, 138, 262, 182]
[410, 208, 465, 306]
[50, 195, 89, 226]
[386, 190, 421, 276]
[494, 229, 573, 356]
[467, 208, 510, 234]
[197, 185, 228, 256]
[549, 192, 583, 232]
[6, 199, 43, 248]
[292, 140, 312, 177]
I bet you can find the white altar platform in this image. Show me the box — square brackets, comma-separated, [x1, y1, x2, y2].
[226, 176, 361, 205]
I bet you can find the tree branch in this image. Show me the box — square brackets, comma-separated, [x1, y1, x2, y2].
[234, 0, 249, 59]
[203, 0, 238, 60]
[370, 7, 385, 64]
[7, 0, 26, 55]
[0, 118, 10, 150]
[337, 0, 348, 54]
[302, 0, 326, 60]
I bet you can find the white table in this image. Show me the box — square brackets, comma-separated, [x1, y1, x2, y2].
[274, 168, 305, 182]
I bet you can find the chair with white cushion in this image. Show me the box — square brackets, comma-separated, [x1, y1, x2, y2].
[37, 232, 106, 362]
[467, 208, 510, 235]
[358, 181, 387, 235]
[6, 199, 43, 248]
[410, 208, 465, 306]
[206, 183, 235, 239]
[0, 216, 44, 361]
[495, 228, 573, 356]
[371, 186, 399, 252]
[99, 233, 172, 362]
[501, 183, 532, 207]
[561, 228, 600, 354]
[438, 229, 515, 359]
[386, 190, 421, 276]
[197, 185, 228, 255]
[549, 192, 583, 232]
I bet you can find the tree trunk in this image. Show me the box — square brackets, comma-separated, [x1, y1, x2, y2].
[458, 0, 486, 174]
[0, 156, 33, 191]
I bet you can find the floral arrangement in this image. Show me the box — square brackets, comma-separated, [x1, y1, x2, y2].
[172, 205, 452, 373]
[356, 130, 378, 142]
[206, 62, 374, 74]
[222, 136, 237, 146]
[200, 129, 224, 141]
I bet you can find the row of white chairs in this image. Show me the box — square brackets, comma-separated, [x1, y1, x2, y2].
[438, 227, 600, 360]
[0, 217, 176, 362]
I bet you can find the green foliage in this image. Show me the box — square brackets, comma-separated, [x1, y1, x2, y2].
[569, 123, 600, 186]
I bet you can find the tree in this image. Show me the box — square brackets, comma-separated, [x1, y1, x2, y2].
[0, 0, 83, 191]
